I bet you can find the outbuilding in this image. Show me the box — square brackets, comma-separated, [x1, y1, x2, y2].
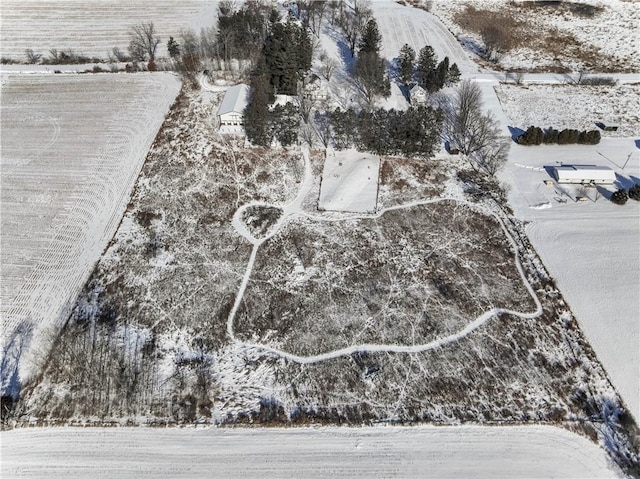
[217, 84, 250, 128]
[552, 164, 616, 184]
[600, 122, 619, 132]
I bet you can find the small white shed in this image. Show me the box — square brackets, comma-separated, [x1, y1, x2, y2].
[553, 165, 616, 184]
[217, 84, 250, 127]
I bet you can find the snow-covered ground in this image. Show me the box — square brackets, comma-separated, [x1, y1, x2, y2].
[318, 150, 380, 213]
[0, 425, 624, 478]
[430, 0, 640, 72]
[371, 1, 477, 74]
[0, 0, 219, 62]
[500, 138, 640, 421]
[492, 80, 640, 420]
[0, 73, 180, 392]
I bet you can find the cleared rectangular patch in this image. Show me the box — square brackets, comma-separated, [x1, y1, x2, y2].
[318, 150, 380, 213]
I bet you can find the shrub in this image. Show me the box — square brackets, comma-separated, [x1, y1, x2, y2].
[578, 129, 601, 145]
[517, 126, 543, 145]
[580, 76, 617, 86]
[611, 189, 628, 205]
[628, 184, 640, 201]
[558, 128, 579, 144]
[543, 128, 559, 144]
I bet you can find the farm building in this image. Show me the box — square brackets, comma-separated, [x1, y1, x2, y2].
[553, 164, 616, 184]
[409, 84, 427, 105]
[217, 84, 250, 128]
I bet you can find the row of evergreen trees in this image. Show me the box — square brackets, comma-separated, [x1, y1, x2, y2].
[517, 126, 601, 145]
[397, 44, 461, 92]
[328, 105, 443, 158]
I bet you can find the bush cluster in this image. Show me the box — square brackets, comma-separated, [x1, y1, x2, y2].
[611, 189, 628, 205]
[628, 184, 640, 201]
[517, 126, 601, 145]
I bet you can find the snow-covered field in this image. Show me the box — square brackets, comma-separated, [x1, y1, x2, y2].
[0, 73, 180, 389]
[500, 137, 640, 421]
[431, 0, 640, 72]
[496, 83, 640, 138]
[0, 0, 219, 62]
[493, 83, 640, 419]
[371, 1, 477, 74]
[0, 425, 624, 478]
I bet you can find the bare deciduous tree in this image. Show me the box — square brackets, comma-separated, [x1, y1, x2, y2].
[313, 110, 332, 148]
[25, 49, 42, 64]
[319, 53, 338, 81]
[128, 22, 160, 62]
[300, 124, 318, 148]
[444, 80, 509, 175]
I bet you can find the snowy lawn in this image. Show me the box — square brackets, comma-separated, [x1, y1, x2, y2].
[0, 425, 624, 478]
[499, 138, 640, 421]
[0, 0, 219, 62]
[0, 73, 180, 390]
[318, 150, 380, 213]
[493, 79, 639, 420]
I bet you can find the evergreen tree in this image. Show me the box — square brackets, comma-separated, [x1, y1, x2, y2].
[611, 189, 628, 205]
[270, 102, 300, 147]
[358, 19, 382, 55]
[354, 18, 389, 108]
[245, 58, 274, 146]
[416, 45, 437, 92]
[434, 56, 449, 91]
[264, 18, 312, 95]
[167, 36, 180, 58]
[447, 62, 461, 85]
[398, 43, 416, 86]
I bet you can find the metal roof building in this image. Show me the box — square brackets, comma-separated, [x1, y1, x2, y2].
[553, 164, 616, 184]
[217, 84, 250, 127]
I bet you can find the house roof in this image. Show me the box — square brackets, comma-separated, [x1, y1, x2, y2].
[410, 84, 426, 95]
[217, 84, 250, 116]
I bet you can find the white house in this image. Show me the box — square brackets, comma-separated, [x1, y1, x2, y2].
[217, 84, 250, 128]
[409, 84, 427, 105]
[553, 164, 616, 184]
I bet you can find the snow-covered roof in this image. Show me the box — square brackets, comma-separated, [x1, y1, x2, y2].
[217, 84, 250, 116]
[553, 164, 615, 182]
[410, 84, 426, 96]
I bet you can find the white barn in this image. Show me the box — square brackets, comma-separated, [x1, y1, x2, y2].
[217, 84, 250, 128]
[553, 165, 616, 184]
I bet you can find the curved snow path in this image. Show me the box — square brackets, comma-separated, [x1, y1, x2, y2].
[227, 150, 543, 364]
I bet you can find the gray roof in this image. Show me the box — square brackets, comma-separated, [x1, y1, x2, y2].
[217, 84, 250, 116]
